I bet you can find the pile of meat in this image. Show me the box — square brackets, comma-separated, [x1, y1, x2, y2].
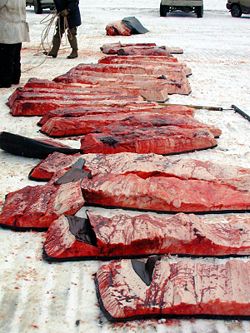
[1, 152, 250, 230]
[7, 43, 222, 155]
[2, 42, 250, 322]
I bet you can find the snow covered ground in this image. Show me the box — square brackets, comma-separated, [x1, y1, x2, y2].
[0, 0, 250, 332]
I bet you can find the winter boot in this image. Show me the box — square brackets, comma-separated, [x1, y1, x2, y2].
[46, 34, 61, 58]
[67, 29, 78, 59]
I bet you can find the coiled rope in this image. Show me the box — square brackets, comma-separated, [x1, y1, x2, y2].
[22, 11, 69, 73]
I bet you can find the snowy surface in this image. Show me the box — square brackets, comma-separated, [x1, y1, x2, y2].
[0, 0, 250, 332]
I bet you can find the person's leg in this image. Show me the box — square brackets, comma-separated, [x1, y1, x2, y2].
[12, 43, 22, 84]
[47, 18, 65, 57]
[0, 43, 14, 88]
[67, 27, 78, 59]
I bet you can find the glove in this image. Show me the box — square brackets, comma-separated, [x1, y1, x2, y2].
[60, 9, 69, 17]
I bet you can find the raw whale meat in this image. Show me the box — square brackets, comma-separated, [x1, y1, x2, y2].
[8, 90, 141, 108]
[54, 72, 191, 96]
[38, 104, 195, 127]
[80, 126, 217, 155]
[44, 211, 250, 260]
[71, 63, 189, 77]
[81, 172, 250, 212]
[40, 112, 221, 138]
[95, 257, 250, 321]
[0, 180, 84, 230]
[29, 152, 250, 193]
[100, 42, 183, 55]
[0, 131, 80, 158]
[11, 99, 154, 116]
[106, 20, 132, 36]
[106, 17, 149, 36]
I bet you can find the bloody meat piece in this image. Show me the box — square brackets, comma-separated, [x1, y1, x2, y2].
[54, 72, 191, 96]
[106, 20, 132, 36]
[72, 63, 189, 77]
[44, 211, 250, 260]
[98, 56, 192, 76]
[98, 55, 178, 63]
[40, 112, 220, 138]
[0, 131, 80, 158]
[96, 257, 250, 321]
[100, 42, 157, 54]
[100, 42, 183, 55]
[80, 126, 217, 155]
[38, 104, 195, 127]
[0, 180, 84, 230]
[10, 100, 154, 116]
[81, 172, 250, 212]
[8, 90, 141, 108]
[29, 152, 250, 193]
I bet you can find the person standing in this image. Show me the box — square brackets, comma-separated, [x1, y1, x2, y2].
[47, 0, 81, 59]
[0, 0, 30, 88]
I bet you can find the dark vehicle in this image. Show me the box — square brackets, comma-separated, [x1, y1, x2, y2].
[26, 0, 55, 14]
[226, 0, 250, 17]
[160, 0, 204, 18]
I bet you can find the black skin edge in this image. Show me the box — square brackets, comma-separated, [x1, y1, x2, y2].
[83, 203, 250, 216]
[66, 215, 97, 246]
[0, 223, 47, 232]
[54, 158, 92, 185]
[131, 256, 160, 286]
[0, 131, 80, 159]
[99, 136, 119, 147]
[42, 250, 250, 263]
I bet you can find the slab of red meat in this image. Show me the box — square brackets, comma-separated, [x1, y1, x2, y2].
[11, 100, 155, 116]
[8, 86, 94, 108]
[54, 72, 191, 96]
[44, 211, 250, 260]
[8, 87, 141, 108]
[24, 78, 89, 90]
[99, 55, 178, 63]
[57, 68, 188, 88]
[29, 152, 250, 193]
[100, 42, 157, 54]
[53, 77, 171, 102]
[96, 257, 250, 321]
[100, 42, 183, 55]
[81, 172, 250, 212]
[67, 71, 189, 98]
[40, 111, 220, 138]
[9, 83, 168, 105]
[38, 105, 195, 127]
[80, 126, 217, 155]
[98, 56, 192, 76]
[0, 180, 84, 229]
[73, 63, 189, 77]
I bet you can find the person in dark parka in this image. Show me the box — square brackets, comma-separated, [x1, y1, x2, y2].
[47, 0, 81, 59]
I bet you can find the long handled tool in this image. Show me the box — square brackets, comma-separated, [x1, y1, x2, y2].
[157, 103, 233, 111]
[232, 105, 250, 122]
